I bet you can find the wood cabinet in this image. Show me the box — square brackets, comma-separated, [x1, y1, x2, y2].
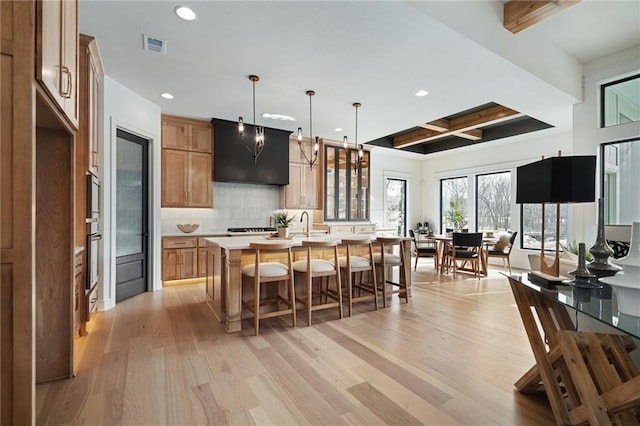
[283, 137, 320, 209]
[161, 115, 213, 207]
[36, 0, 79, 128]
[324, 140, 370, 221]
[79, 34, 103, 177]
[162, 237, 199, 281]
[161, 114, 213, 153]
[73, 250, 84, 337]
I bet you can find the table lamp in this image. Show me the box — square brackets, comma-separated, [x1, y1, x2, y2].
[516, 153, 596, 286]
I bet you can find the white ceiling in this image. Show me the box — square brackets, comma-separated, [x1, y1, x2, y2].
[78, 0, 640, 153]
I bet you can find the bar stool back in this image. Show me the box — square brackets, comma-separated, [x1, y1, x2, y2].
[293, 239, 343, 326]
[373, 237, 409, 307]
[241, 241, 296, 335]
[337, 237, 378, 316]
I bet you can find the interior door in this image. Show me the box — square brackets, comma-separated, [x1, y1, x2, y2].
[115, 128, 149, 302]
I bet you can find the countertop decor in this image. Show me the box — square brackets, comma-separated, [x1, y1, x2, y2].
[177, 224, 199, 233]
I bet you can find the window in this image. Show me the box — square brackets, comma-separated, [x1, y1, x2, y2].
[521, 203, 568, 251]
[384, 178, 407, 236]
[601, 139, 640, 224]
[440, 177, 468, 231]
[476, 171, 511, 233]
[601, 74, 640, 128]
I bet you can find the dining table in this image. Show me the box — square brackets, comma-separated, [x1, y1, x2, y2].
[424, 233, 498, 276]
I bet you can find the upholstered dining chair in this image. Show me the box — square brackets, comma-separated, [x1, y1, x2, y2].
[241, 241, 296, 335]
[486, 231, 517, 274]
[408, 229, 438, 270]
[448, 232, 483, 278]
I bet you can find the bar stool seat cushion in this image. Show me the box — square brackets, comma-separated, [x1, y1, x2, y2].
[292, 259, 336, 273]
[242, 262, 289, 278]
[337, 256, 370, 269]
[372, 253, 402, 266]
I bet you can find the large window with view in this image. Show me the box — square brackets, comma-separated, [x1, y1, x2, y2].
[476, 171, 511, 233]
[601, 74, 640, 128]
[440, 177, 468, 232]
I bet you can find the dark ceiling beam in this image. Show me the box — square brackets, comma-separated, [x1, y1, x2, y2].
[393, 105, 521, 148]
[504, 0, 582, 34]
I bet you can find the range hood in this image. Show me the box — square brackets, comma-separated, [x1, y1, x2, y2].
[211, 118, 291, 186]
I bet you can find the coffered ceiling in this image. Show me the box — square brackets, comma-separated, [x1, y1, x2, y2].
[78, 0, 639, 157]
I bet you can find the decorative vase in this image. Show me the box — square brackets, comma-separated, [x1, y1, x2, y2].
[587, 197, 622, 277]
[277, 227, 289, 238]
[568, 242, 600, 288]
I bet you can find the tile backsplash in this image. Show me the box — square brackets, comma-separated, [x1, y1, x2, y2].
[162, 182, 295, 233]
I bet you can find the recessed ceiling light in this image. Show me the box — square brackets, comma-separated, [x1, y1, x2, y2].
[161, 92, 174, 99]
[174, 6, 197, 21]
[334, 128, 343, 132]
[415, 90, 429, 97]
[262, 113, 296, 121]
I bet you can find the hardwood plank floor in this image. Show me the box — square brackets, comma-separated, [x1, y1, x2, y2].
[36, 261, 555, 425]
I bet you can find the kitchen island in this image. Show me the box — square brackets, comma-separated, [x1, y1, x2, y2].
[204, 234, 412, 333]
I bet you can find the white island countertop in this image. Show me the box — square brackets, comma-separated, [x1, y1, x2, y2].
[203, 233, 383, 250]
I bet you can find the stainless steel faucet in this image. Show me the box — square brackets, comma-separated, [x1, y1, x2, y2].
[300, 211, 310, 237]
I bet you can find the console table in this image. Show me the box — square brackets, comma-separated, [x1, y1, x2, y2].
[506, 273, 640, 425]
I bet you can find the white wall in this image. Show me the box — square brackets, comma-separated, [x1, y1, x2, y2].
[100, 76, 161, 311]
[369, 147, 424, 232]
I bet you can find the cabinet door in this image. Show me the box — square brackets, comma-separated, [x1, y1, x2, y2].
[180, 248, 198, 279]
[198, 246, 208, 278]
[285, 162, 304, 208]
[188, 152, 212, 207]
[162, 118, 189, 150]
[87, 57, 100, 176]
[189, 123, 213, 153]
[161, 149, 188, 207]
[61, 0, 78, 125]
[162, 249, 179, 281]
[302, 164, 319, 208]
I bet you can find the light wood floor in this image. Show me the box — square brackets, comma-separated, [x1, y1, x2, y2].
[36, 261, 555, 425]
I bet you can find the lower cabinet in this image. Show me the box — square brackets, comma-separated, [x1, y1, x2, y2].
[73, 250, 84, 337]
[162, 237, 199, 281]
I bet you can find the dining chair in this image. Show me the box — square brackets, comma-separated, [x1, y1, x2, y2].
[486, 231, 517, 274]
[293, 239, 343, 326]
[408, 229, 438, 270]
[336, 237, 378, 316]
[448, 232, 483, 278]
[241, 241, 296, 335]
[373, 237, 409, 307]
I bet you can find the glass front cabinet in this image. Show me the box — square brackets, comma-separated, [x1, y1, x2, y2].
[324, 143, 370, 221]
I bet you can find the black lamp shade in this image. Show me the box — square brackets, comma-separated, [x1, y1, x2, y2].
[516, 155, 596, 203]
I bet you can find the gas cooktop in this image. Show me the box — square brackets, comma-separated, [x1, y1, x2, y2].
[227, 227, 277, 233]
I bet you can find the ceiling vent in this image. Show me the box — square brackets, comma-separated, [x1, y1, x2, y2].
[142, 34, 167, 54]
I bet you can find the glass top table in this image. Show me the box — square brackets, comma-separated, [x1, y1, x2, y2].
[505, 272, 640, 340]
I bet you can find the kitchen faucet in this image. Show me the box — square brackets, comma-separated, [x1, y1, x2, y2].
[300, 211, 310, 237]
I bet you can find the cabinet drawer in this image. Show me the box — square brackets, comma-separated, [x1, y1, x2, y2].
[354, 224, 376, 233]
[163, 237, 197, 249]
[328, 225, 354, 234]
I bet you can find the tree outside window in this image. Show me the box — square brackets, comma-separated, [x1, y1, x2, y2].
[521, 203, 568, 250]
[476, 172, 511, 232]
[441, 177, 468, 231]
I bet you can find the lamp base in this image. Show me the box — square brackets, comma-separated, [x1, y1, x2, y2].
[528, 270, 568, 288]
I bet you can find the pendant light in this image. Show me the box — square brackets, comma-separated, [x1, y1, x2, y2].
[342, 102, 364, 171]
[238, 75, 265, 163]
[296, 90, 319, 170]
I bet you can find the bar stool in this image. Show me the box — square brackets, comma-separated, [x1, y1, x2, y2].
[373, 237, 409, 307]
[241, 242, 296, 335]
[336, 237, 378, 316]
[293, 239, 343, 326]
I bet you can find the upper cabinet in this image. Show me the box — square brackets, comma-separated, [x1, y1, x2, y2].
[324, 141, 370, 221]
[36, 0, 79, 129]
[79, 34, 103, 177]
[162, 115, 213, 153]
[283, 136, 321, 209]
[161, 115, 213, 208]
